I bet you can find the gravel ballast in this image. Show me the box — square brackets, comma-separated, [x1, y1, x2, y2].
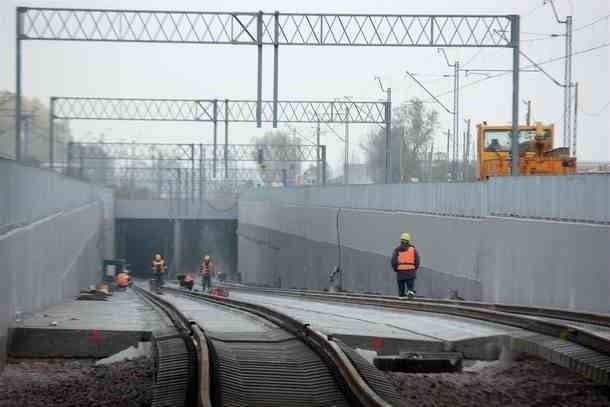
[0, 357, 153, 407]
[387, 358, 610, 407]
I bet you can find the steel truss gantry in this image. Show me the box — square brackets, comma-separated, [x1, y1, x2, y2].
[49, 96, 378, 178]
[71, 165, 284, 196]
[16, 7, 521, 177]
[68, 142, 323, 162]
[66, 141, 324, 196]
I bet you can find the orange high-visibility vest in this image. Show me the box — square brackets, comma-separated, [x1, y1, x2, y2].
[152, 260, 165, 273]
[200, 262, 213, 275]
[397, 247, 416, 271]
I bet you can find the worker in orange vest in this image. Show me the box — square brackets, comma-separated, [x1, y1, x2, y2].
[116, 271, 130, 289]
[199, 255, 215, 292]
[390, 232, 420, 298]
[151, 254, 167, 289]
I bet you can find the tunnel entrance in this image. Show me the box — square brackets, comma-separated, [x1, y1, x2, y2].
[115, 219, 237, 279]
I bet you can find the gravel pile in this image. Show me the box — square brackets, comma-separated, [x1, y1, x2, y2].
[387, 358, 610, 407]
[0, 357, 153, 407]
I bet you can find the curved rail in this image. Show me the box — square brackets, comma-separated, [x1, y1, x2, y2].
[164, 286, 395, 407]
[133, 285, 206, 407]
[221, 284, 610, 357]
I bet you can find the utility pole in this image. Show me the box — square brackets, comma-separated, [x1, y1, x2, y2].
[344, 106, 349, 184]
[375, 77, 392, 183]
[438, 49, 460, 181]
[464, 119, 471, 181]
[565, 15, 573, 149]
[316, 121, 321, 184]
[547, 0, 573, 148]
[572, 82, 578, 158]
[446, 129, 451, 181]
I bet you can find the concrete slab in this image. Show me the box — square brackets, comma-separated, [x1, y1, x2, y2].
[8, 289, 172, 358]
[16, 289, 169, 332]
[227, 290, 520, 359]
[160, 291, 292, 342]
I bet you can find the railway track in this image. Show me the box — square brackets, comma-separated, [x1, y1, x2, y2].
[221, 283, 610, 385]
[134, 283, 402, 406]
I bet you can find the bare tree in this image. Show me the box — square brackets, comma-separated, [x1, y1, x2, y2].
[251, 130, 304, 185]
[0, 91, 72, 165]
[362, 98, 439, 183]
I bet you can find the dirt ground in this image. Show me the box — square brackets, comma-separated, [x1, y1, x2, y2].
[387, 358, 610, 407]
[0, 357, 153, 407]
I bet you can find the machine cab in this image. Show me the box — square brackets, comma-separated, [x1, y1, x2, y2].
[477, 122, 575, 180]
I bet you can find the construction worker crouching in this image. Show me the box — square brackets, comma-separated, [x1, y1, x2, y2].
[391, 232, 420, 298]
[152, 254, 167, 289]
[115, 270, 130, 290]
[199, 255, 215, 293]
[182, 273, 195, 291]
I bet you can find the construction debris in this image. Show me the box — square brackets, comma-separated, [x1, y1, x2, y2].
[95, 342, 152, 365]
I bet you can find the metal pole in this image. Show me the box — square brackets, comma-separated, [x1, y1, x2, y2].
[321, 145, 327, 185]
[213, 99, 218, 178]
[199, 143, 204, 201]
[67, 141, 74, 175]
[510, 15, 520, 176]
[23, 116, 30, 160]
[344, 106, 349, 184]
[15, 8, 23, 161]
[224, 99, 229, 179]
[384, 88, 392, 183]
[272, 11, 279, 128]
[316, 121, 321, 184]
[48, 97, 55, 170]
[453, 60, 460, 181]
[565, 15, 573, 149]
[190, 144, 195, 201]
[173, 219, 182, 278]
[562, 16, 569, 146]
[256, 11, 263, 128]
[399, 127, 404, 182]
[446, 129, 450, 180]
[572, 82, 578, 158]
[465, 118, 471, 180]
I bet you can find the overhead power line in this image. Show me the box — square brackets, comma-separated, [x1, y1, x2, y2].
[573, 14, 610, 32]
[434, 42, 610, 98]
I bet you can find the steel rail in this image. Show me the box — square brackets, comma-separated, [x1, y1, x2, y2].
[221, 284, 610, 357]
[164, 286, 393, 407]
[133, 285, 206, 407]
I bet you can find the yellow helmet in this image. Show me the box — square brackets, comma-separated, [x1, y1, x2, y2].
[154, 254, 162, 261]
[400, 232, 411, 242]
[204, 255, 211, 262]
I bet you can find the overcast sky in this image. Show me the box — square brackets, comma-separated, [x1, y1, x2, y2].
[1, 0, 609, 169]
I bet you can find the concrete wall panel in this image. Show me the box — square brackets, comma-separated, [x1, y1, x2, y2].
[239, 181, 609, 312]
[0, 161, 112, 370]
[0, 203, 105, 369]
[0, 159, 110, 229]
[480, 217, 610, 311]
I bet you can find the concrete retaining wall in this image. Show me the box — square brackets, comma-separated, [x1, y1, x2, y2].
[0, 161, 113, 369]
[238, 180, 610, 313]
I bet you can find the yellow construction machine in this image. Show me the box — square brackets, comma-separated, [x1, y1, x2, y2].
[477, 122, 576, 180]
